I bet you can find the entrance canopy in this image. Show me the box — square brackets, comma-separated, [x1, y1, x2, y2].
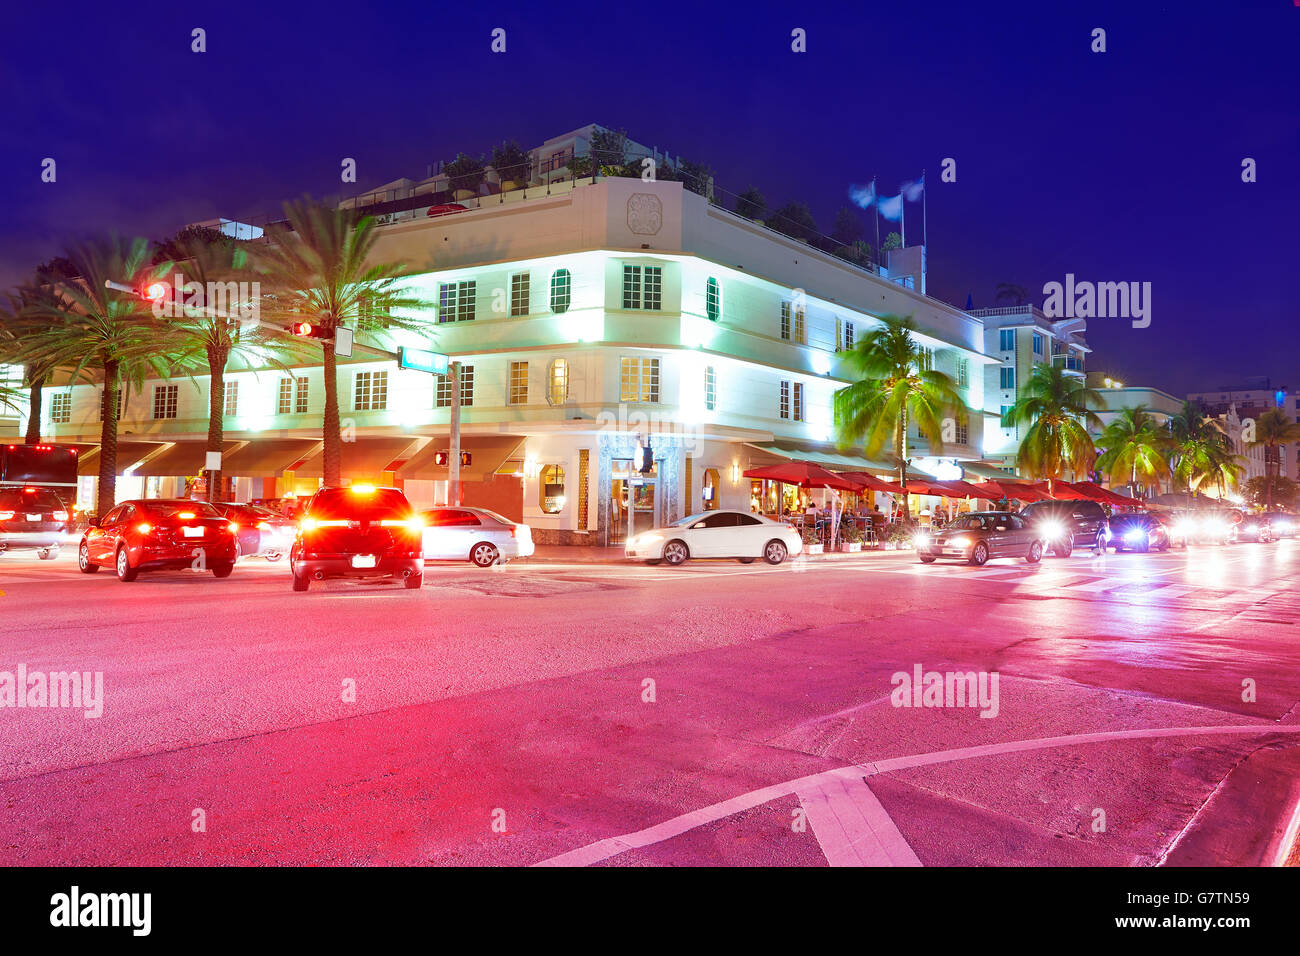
[220, 439, 322, 478]
[398, 435, 525, 482]
[76, 441, 167, 477]
[292, 436, 418, 479]
[132, 440, 243, 477]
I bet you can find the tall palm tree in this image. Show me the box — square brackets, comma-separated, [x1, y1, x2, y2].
[10, 236, 188, 516]
[1167, 401, 1233, 495]
[253, 199, 433, 487]
[1199, 440, 1246, 500]
[1095, 405, 1172, 498]
[1007, 362, 1103, 486]
[994, 282, 1029, 307]
[834, 315, 964, 522]
[1248, 407, 1300, 510]
[153, 226, 305, 501]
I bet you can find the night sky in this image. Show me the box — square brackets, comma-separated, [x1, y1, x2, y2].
[2, 0, 1295, 397]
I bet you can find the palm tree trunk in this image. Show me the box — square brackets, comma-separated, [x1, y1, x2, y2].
[97, 359, 120, 518]
[23, 365, 43, 444]
[205, 344, 229, 502]
[322, 341, 341, 486]
[1265, 446, 1274, 511]
[898, 407, 909, 525]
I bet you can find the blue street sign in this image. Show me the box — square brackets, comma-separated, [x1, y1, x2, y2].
[399, 347, 449, 375]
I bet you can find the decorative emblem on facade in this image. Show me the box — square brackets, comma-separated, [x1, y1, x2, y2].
[626, 193, 663, 235]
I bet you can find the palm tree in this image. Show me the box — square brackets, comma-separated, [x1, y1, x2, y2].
[1199, 440, 1246, 501]
[152, 226, 305, 501]
[834, 315, 964, 522]
[994, 282, 1030, 307]
[1095, 405, 1172, 498]
[1247, 407, 1300, 510]
[1167, 401, 1233, 495]
[10, 236, 188, 516]
[253, 199, 434, 487]
[0, 259, 78, 443]
[1008, 362, 1103, 486]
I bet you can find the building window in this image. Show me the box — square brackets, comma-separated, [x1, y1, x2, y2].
[780, 301, 807, 343]
[705, 278, 721, 321]
[510, 272, 530, 317]
[917, 347, 934, 372]
[539, 464, 565, 514]
[1000, 367, 1016, 390]
[435, 365, 474, 408]
[152, 384, 178, 420]
[844, 321, 855, 351]
[793, 382, 805, 422]
[781, 301, 791, 340]
[955, 410, 969, 445]
[50, 392, 72, 424]
[577, 448, 590, 530]
[1032, 332, 1044, 355]
[957, 358, 969, 388]
[101, 388, 126, 422]
[619, 357, 660, 402]
[278, 377, 308, 414]
[704, 366, 716, 411]
[780, 380, 791, 419]
[1000, 404, 1015, 429]
[622, 265, 662, 310]
[508, 361, 529, 405]
[547, 358, 569, 405]
[353, 370, 388, 411]
[999, 328, 1015, 351]
[549, 269, 571, 313]
[438, 280, 476, 323]
[702, 467, 721, 511]
[223, 380, 239, 417]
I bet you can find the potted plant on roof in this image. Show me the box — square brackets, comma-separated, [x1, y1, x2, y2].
[491, 141, 531, 192]
[444, 152, 486, 201]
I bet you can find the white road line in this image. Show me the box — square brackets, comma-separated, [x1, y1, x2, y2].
[796, 775, 922, 867]
[534, 723, 1300, 867]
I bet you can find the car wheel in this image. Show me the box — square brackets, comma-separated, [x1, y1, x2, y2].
[663, 540, 690, 566]
[470, 542, 500, 568]
[292, 567, 310, 591]
[919, 554, 936, 564]
[78, 542, 99, 574]
[404, 571, 423, 589]
[37, 547, 59, 560]
[1026, 540, 1044, 564]
[968, 542, 989, 566]
[644, 559, 661, 566]
[211, 561, 235, 578]
[738, 557, 756, 564]
[115, 547, 139, 582]
[763, 539, 788, 565]
[1051, 537, 1073, 558]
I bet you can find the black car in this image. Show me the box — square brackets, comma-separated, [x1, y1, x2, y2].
[1016, 499, 1109, 557]
[289, 486, 424, 591]
[1105, 511, 1171, 552]
[916, 511, 1046, 566]
[1234, 512, 1277, 544]
[0, 485, 71, 559]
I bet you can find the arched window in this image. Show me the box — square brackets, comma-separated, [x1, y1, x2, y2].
[550, 269, 571, 313]
[705, 277, 721, 321]
[548, 358, 569, 405]
[539, 465, 566, 514]
[702, 468, 721, 510]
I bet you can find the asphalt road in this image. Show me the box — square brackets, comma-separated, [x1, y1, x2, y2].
[2, 538, 1299, 867]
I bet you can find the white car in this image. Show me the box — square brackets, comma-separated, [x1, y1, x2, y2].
[420, 507, 535, 567]
[625, 510, 803, 566]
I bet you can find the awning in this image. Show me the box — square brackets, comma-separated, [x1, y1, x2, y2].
[925, 479, 1006, 500]
[962, 461, 1016, 480]
[1066, 481, 1138, 507]
[220, 439, 321, 478]
[131, 440, 244, 477]
[76, 441, 167, 477]
[397, 435, 525, 481]
[292, 436, 419, 479]
[742, 461, 859, 491]
[996, 481, 1057, 502]
[744, 442, 936, 479]
[837, 472, 905, 493]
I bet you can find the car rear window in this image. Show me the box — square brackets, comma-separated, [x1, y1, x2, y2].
[143, 501, 222, 520]
[309, 488, 412, 520]
[0, 488, 67, 510]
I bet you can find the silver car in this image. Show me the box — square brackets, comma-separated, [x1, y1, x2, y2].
[420, 507, 535, 567]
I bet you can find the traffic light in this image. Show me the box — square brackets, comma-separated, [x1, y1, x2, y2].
[460, 451, 472, 467]
[143, 281, 170, 303]
[433, 451, 472, 467]
[291, 321, 332, 339]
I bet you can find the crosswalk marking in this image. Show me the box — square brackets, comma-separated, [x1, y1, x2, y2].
[796, 775, 922, 867]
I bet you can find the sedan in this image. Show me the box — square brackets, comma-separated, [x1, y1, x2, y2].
[0, 485, 71, 560]
[915, 512, 1045, 566]
[626, 510, 802, 566]
[215, 502, 297, 561]
[1234, 513, 1277, 544]
[420, 507, 535, 567]
[1104, 512, 1172, 552]
[78, 499, 238, 581]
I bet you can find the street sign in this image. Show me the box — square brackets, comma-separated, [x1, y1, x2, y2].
[335, 326, 355, 358]
[399, 347, 448, 375]
[204, 451, 222, 471]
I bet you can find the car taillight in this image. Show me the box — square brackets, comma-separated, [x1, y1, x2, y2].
[380, 518, 425, 531]
[0, 511, 14, 521]
[256, 521, 271, 530]
[227, 523, 239, 533]
[53, 511, 69, 521]
[508, 527, 516, 538]
[137, 522, 154, 534]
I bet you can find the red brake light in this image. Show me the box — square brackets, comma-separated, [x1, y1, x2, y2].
[137, 522, 153, 534]
[0, 511, 14, 521]
[53, 511, 69, 521]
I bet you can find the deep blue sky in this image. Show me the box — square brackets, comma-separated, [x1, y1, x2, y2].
[1, 0, 1296, 396]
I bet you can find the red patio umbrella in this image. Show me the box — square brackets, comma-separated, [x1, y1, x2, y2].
[1065, 480, 1136, 508]
[926, 479, 1005, 500]
[1039, 481, 1093, 501]
[996, 481, 1057, 502]
[742, 461, 860, 492]
[838, 471, 906, 493]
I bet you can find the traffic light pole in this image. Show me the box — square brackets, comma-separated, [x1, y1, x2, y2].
[448, 361, 461, 506]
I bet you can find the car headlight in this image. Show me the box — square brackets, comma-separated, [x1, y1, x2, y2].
[630, 533, 663, 548]
[949, 536, 971, 548]
[913, 533, 931, 549]
[1123, 528, 1146, 543]
[1039, 520, 1066, 540]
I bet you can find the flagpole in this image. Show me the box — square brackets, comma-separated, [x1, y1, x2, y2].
[922, 169, 927, 249]
[872, 175, 879, 272]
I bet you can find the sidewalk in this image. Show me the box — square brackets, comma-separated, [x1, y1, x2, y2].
[523, 544, 916, 565]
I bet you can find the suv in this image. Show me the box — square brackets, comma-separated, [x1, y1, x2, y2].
[0, 486, 71, 559]
[290, 486, 424, 591]
[1017, 499, 1108, 557]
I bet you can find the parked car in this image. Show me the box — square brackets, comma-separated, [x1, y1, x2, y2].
[215, 502, 297, 561]
[1234, 512, 1277, 544]
[290, 485, 423, 591]
[915, 512, 1046, 566]
[1103, 511, 1172, 552]
[1016, 499, 1109, 557]
[1149, 511, 1188, 548]
[1268, 513, 1296, 538]
[626, 510, 802, 566]
[78, 499, 238, 580]
[1179, 509, 1239, 545]
[0, 485, 71, 559]
[420, 507, 534, 567]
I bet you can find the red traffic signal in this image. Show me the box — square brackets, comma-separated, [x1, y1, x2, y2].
[433, 451, 472, 467]
[291, 321, 332, 339]
[143, 281, 170, 303]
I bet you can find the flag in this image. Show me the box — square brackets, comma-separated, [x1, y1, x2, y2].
[902, 175, 925, 202]
[877, 193, 903, 221]
[964, 293, 974, 310]
[848, 181, 876, 209]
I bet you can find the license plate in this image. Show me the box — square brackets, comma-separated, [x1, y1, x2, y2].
[183, 527, 204, 538]
[351, 554, 377, 569]
[27, 513, 42, 522]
